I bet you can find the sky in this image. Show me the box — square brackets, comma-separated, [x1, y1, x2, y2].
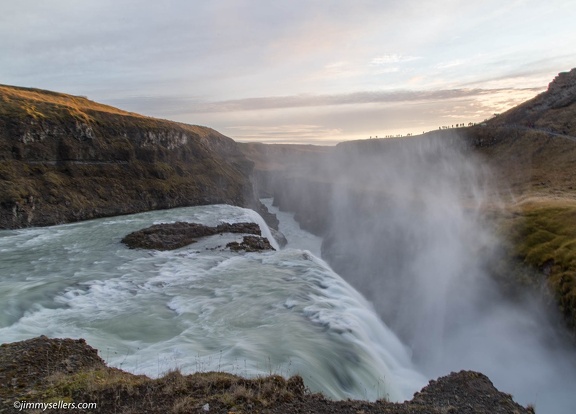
[1, 0, 575, 145]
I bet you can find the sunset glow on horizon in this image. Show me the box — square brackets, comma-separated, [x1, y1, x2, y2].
[2, 0, 575, 144]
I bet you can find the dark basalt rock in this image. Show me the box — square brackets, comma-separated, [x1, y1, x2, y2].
[409, 370, 533, 413]
[121, 221, 263, 250]
[226, 235, 275, 252]
[0, 335, 106, 398]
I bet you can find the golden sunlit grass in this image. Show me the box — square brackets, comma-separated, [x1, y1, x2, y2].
[0, 84, 140, 122]
[0, 84, 218, 139]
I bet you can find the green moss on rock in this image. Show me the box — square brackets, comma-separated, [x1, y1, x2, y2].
[500, 200, 576, 330]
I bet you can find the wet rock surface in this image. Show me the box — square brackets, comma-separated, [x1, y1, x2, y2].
[121, 221, 263, 250]
[226, 235, 275, 252]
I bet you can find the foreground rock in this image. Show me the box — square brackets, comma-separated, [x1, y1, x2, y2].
[0, 336, 534, 414]
[121, 221, 273, 251]
[0, 336, 106, 399]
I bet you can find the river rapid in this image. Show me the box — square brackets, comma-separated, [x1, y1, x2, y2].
[0, 203, 425, 402]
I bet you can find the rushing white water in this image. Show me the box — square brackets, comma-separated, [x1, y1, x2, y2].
[261, 198, 322, 257]
[0, 204, 425, 402]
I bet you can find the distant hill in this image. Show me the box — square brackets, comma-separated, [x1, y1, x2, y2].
[0, 84, 265, 228]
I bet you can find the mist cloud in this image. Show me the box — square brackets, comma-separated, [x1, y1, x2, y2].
[310, 134, 576, 412]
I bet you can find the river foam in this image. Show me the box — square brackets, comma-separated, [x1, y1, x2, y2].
[0, 204, 425, 402]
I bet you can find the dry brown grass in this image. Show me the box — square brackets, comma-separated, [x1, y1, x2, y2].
[0, 84, 220, 140]
[472, 128, 576, 199]
[0, 84, 141, 121]
[33, 367, 307, 414]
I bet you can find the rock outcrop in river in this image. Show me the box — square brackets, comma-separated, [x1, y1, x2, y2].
[121, 221, 274, 251]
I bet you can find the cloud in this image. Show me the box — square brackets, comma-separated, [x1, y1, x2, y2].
[103, 86, 543, 145]
[435, 59, 465, 70]
[2, 0, 573, 144]
[371, 54, 421, 65]
[111, 88, 539, 116]
[226, 124, 343, 144]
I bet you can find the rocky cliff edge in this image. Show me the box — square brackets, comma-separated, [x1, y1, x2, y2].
[0, 84, 272, 229]
[0, 336, 534, 414]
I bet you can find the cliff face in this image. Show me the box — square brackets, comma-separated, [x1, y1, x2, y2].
[493, 68, 576, 135]
[0, 85, 261, 229]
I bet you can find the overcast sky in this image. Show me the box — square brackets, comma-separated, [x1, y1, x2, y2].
[2, 1, 575, 144]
